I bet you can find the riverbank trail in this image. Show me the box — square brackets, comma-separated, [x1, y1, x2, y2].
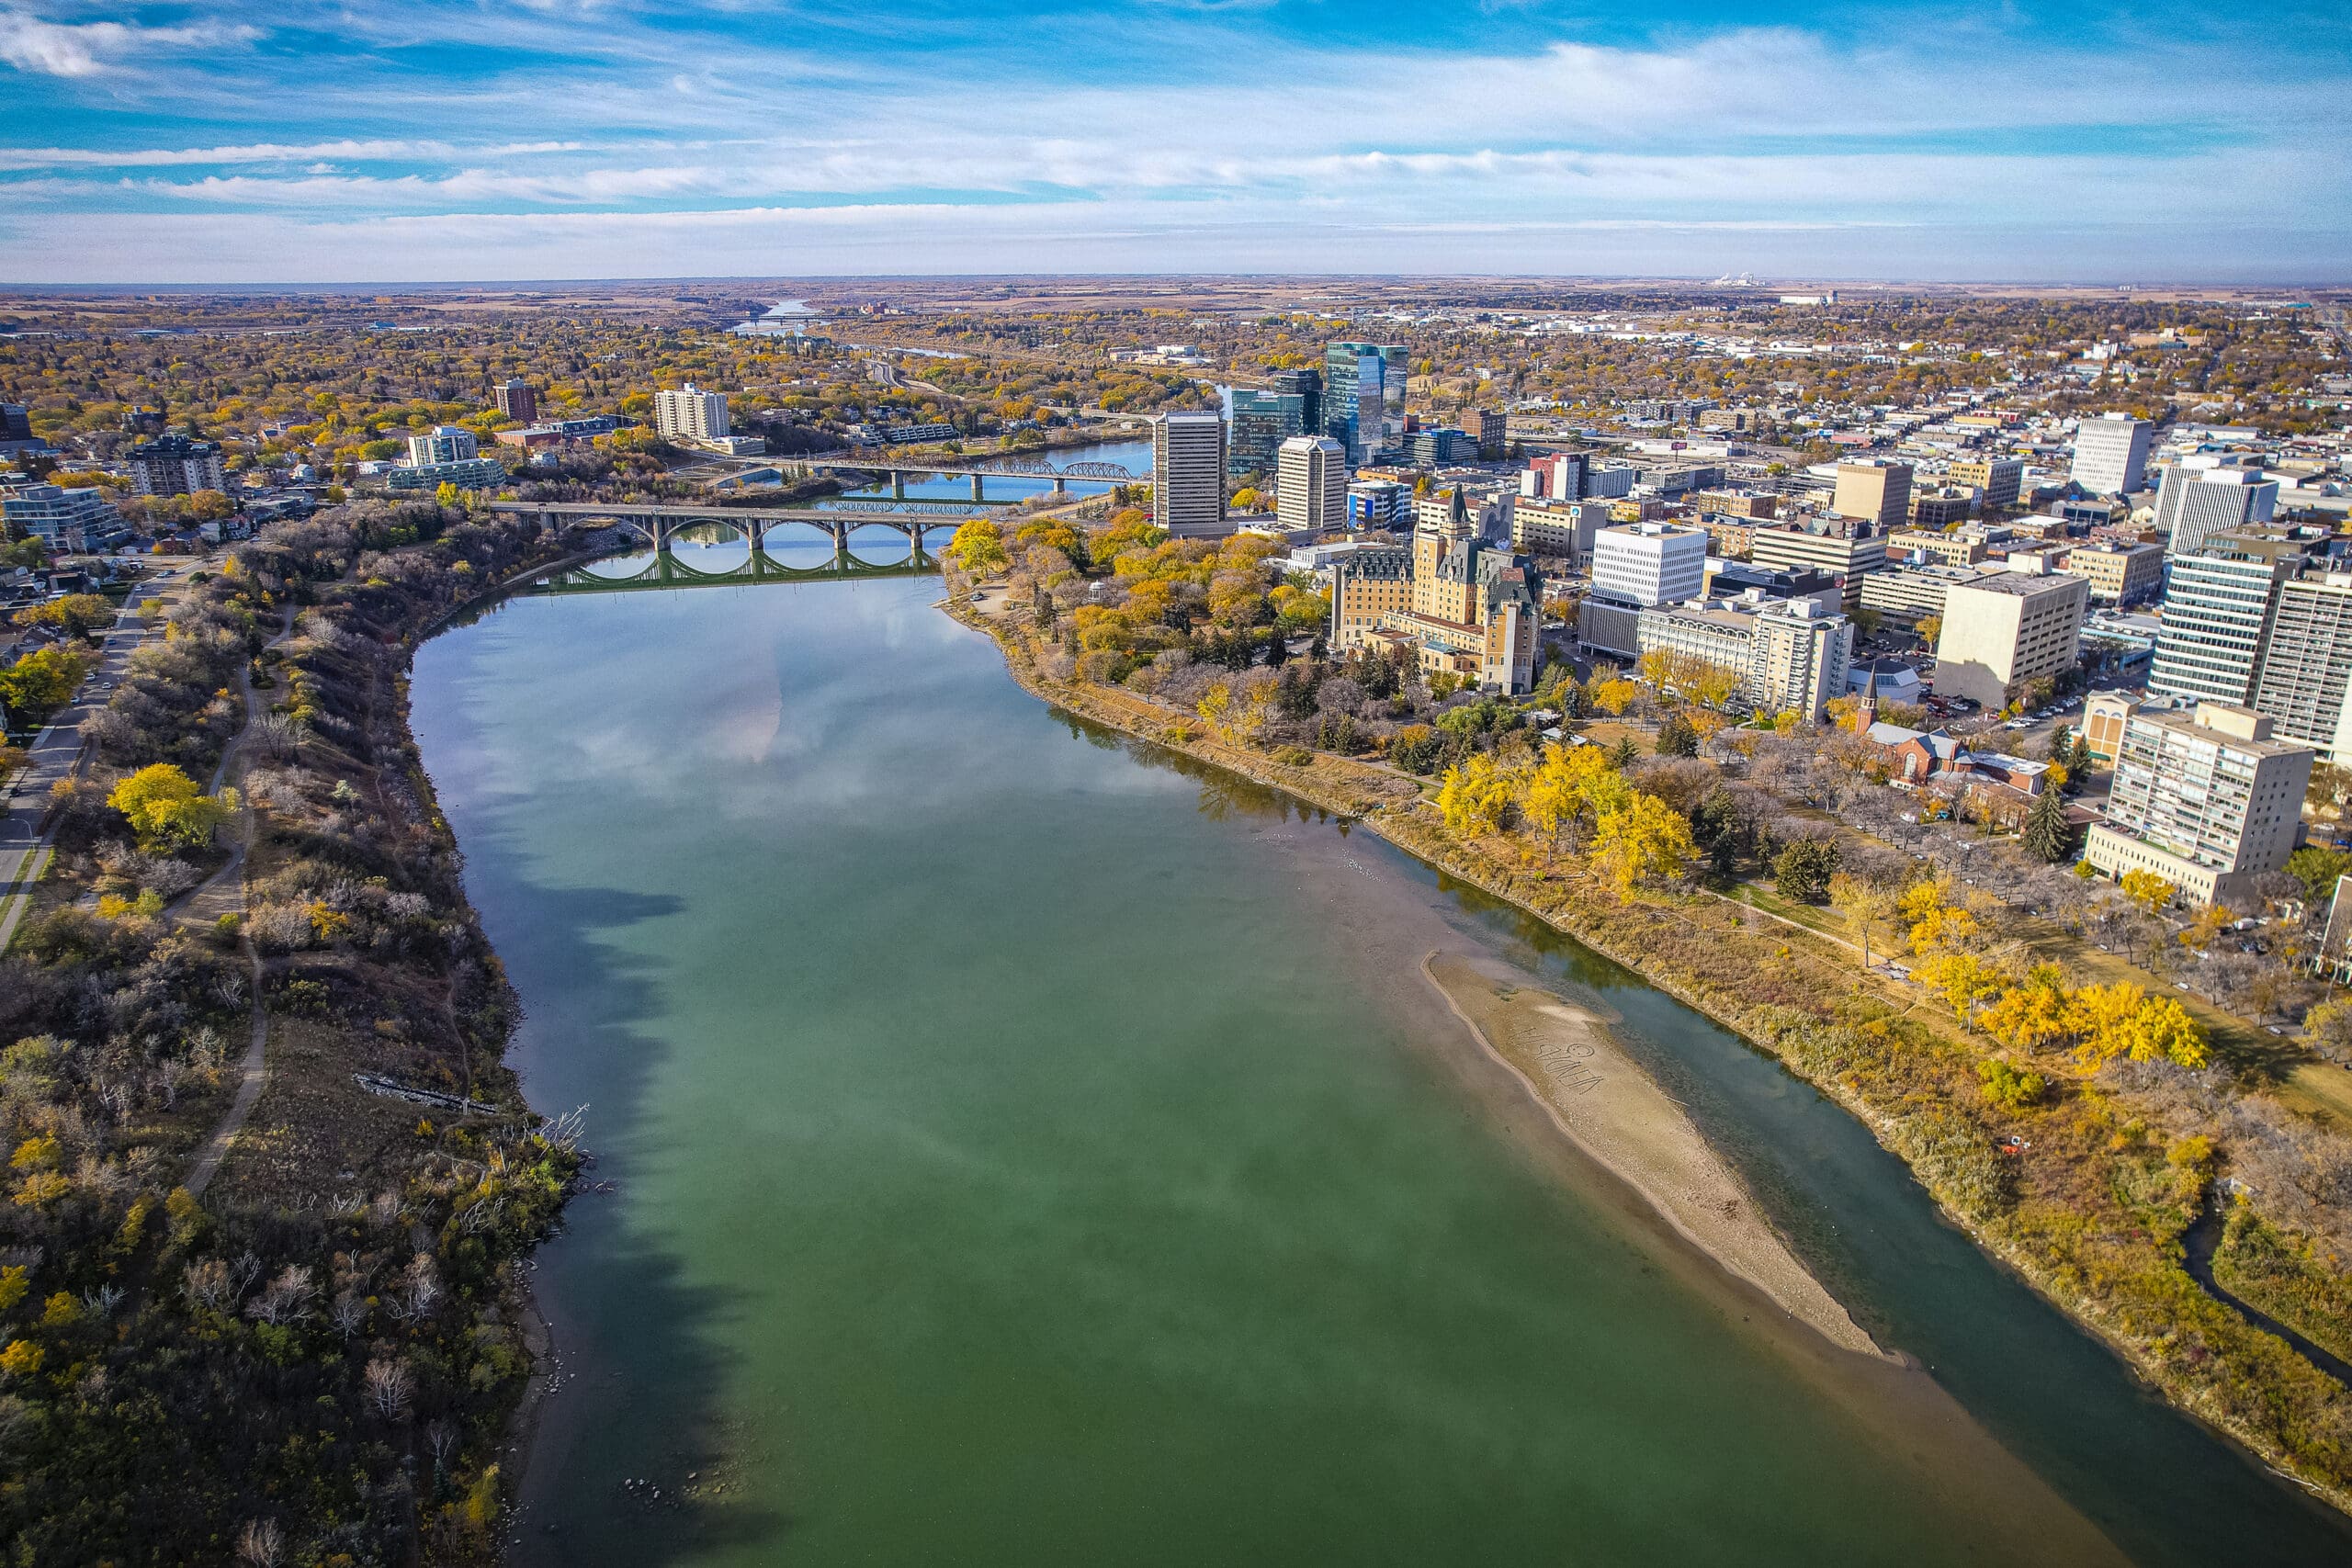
[179, 604, 296, 1196]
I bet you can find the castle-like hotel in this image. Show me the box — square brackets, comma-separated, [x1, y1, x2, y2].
[1329, 493, 1543, 694]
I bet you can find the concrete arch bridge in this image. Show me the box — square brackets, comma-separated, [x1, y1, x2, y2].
[491, 501, 971, 556]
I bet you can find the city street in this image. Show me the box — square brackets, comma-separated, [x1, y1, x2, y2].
[0, 564, 195, 937]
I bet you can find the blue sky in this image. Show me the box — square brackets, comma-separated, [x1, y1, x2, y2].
[0, 1, 2345, 284]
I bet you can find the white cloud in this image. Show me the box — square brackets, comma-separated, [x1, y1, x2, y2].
[0, 8, 257, 77]
[0, 138, 582, 170]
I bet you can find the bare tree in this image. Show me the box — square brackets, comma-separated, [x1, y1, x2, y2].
[328, 1287, 368, 1342]
[182, 1258, 233, 1312]
[389, 1252, 440, 1323]
[426, 1418, 460, 1480]
[363, 1357, 414, 1422]
[244, 1265, 314, 1326]
[235, 1518, 285, 1568]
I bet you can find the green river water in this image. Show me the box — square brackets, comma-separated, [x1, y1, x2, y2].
[408, 555, 2352, 1565]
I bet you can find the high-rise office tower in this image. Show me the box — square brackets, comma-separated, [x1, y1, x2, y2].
[1227, 389, 1308, 477]
[1266, 368, 1320, 442]
[2069, 412, 2153, 496]
[2155, 462, 2280, 557]
[1276, 436, 1346, 534]
[1152, 411, 1227, 533]
[495, 378, 538, 424]
[1323, 342, 1407, 464]
[2148, 532, 2301, 705]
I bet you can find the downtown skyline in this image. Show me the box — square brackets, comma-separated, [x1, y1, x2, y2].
[0, 0, 2347, 284]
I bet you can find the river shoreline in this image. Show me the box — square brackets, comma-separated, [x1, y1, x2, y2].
[935, 586, 2352, 1522]
[1420, 950, 1885, 1359]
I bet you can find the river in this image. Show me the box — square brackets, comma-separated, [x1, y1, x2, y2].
[408, 570, 2352, 1565]
[824, 436, 1152, 509]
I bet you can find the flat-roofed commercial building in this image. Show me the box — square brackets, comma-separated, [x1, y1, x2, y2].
[2148, 532, 2301, 705]
[1230, 389, 1310, 476]
[1933, 569, 2089, 707]
[1888, 527, 1998, 567]
[1511, 498, 1611, 563]
[1950, 457, 2024, 511]
[1859, 561, 1994, 625]
[1590, 521, 1707, 607]
[2155, 464, 2280, 558]
[1908, 488, 1976, 528]
[1747, 521, 1887, 611]
[2085, 703, 2313, 906]
[2057, 539, 2164, 605]
[1274, 435, 1345, 534]
[1831, 460, 1914, 528]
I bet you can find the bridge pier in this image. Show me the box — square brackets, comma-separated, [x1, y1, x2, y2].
[968, 473, 985, 502]
[891, 472, 906, 500]
[1051, 476, 1067, 496]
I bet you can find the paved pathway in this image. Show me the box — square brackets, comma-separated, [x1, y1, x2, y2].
[0, 566, 190, 950]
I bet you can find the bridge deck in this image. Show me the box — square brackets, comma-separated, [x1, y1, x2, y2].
[492, 502, 968, 523]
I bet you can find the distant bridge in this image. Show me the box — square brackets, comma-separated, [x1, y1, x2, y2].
[529, 547, 940, 595]
[792, 454, 1141, 500]
[492, 500, 973, 554]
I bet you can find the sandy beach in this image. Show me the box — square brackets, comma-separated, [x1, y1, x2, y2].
[1423, 950, 1887, 1359]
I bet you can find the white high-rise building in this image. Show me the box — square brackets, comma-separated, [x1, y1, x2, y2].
[2069, 412, 2153, 496]
[2148, 533, 2301, 705]
[1275, 435, 1345, 534]
[2155, 463, 2280, 557]
[406, 425, 478, 466]
[1152, 411, 1227, 534]
[655, 384, 730, 443]
[2251, 571, 2352, 763]
[1589, 522, 1708, 608]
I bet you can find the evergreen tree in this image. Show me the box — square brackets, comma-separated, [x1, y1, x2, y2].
[1656, 711, 1700, 758]
[1610, 737, 1640, 771]
[2047, 723, 2073, 763]
[2022, 784, 2075, 863]
[2070, 735, 2092, 775]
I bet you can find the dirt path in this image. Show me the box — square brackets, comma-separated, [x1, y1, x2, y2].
[178, 607, 295, 1194]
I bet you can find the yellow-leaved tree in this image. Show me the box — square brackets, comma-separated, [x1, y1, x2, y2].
[945, 518, 1010, 578]
[2118, 867, 2177, 914]
[1589, 789, 1693, 901]
[1436, 753, 1514, 837]
[108, 763, 236, 852]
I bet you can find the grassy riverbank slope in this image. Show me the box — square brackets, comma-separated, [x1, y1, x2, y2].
[944, 585, 2352, 1519]
[0, 502, 586, 1562]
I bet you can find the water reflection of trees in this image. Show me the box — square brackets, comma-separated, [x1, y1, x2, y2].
[1050, 712, 1337, 826]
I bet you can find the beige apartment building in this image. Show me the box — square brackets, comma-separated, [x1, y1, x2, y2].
[2056, 540, 2164, 605]
[1888, 527, 1995, 567]
[2084, 703, 2313, 906]
[1932, 570, 2089, 707]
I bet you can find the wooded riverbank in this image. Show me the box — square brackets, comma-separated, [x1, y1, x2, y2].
[943, 587, 2352, 1522]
